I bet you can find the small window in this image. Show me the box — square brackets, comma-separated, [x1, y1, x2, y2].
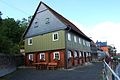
[68, 33, 71, 41]
[34, 21, 39, 28]
[29, 54, 33, 61]
[52, 32, 59, 41]
[88, 42, 90, 47]
[74, 36, 77, 43]
[53, 52, 60, 60]
[74, 51, 78, 57]
[67, 50, 72, 58]
[79, 38, 81, 44]
[28, 38, 32, 45]
[83, 40, 86, 46]
[45, 18, 50, 24]
[40, 53, 45, 60]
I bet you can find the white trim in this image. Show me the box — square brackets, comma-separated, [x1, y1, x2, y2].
[28, 38, 32, 45]
[53, 52, 60, 60]
[68, 33, 71, 41]
[79, 38, 81, 44]
[40, 53, 45, 60]
[52, 32, 59, 41]
[29, 54, 33, 61]
[74, 36, 77, 43]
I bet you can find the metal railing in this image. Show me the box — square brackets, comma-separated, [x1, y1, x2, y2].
[103, 60, 120, 80]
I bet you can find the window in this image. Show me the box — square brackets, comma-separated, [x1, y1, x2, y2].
[53, 52, 60, 60]
[79, 38, 81, 44]
[28, 38, 32, 45]
[74, 36, 77, 43]
[88, 42, 90, 47]
[74, 51, 78, 57]
[40, 53, 45, 60]
[29, 54, 33, 61]
[52, 32, 59, 41]
[68, 33, 71, 41]
[67, 50, 72, 58]
[79, 52, 82, 57]
[86, 41, 90, 47]
[34, 21, 39, 28]
[45, 18, 50, 24]
[83, 40, 85, 46]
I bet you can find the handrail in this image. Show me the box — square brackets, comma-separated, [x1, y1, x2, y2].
[103, 60, 120, 80]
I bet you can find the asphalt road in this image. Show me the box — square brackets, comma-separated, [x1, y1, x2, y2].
[3, 62, 103, 80]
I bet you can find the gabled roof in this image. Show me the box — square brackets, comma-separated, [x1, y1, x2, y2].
[23, 1, 91, 41]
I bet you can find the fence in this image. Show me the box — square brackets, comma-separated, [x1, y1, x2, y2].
[103, 60, 120, 80]
[0, 53, 24, 77]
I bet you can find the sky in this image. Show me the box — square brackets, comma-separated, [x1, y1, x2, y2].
[0, 0, 120, 52]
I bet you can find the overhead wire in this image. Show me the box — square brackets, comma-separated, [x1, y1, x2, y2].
[0, 0, 31, 16]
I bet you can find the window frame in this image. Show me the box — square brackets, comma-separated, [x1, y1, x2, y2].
[28, 54, 33, 61]
[74, 36, 77, 43]
[40, 53, 45, 60]
[52, 32, 59, 41]
[68, 33, 71, 41]
[28, 38, 33, 45]
[79, 38, 81, 44]
[53, 52, 60, 60]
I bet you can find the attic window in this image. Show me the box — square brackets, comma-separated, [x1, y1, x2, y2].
[34, 21, 39, 28]
[45, 18, 50, 24]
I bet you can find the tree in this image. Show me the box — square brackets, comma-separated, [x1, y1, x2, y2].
[0, 17, 29, 54]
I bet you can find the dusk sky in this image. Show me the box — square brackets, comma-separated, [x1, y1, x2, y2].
[0, 0, 120, 52]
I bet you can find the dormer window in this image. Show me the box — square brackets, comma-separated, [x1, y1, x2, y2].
[34, 21, 39, 28]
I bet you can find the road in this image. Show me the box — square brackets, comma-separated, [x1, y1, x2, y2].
[3, 62, 103, 80]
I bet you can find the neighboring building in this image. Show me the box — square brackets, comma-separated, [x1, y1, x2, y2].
[96, 41, 109, 56]
[90, 41, 97, 60]
[23, 2, 92, 69]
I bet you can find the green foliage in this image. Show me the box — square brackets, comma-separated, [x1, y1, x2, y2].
[0, 17, 30, 54]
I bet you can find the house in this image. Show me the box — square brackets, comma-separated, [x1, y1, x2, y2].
[23, 1, 92, 69]
[96, 41, 109, 56]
